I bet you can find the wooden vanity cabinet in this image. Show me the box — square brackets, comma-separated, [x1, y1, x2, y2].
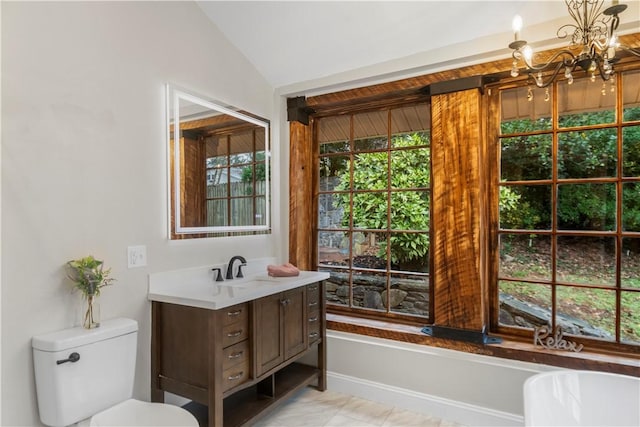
[254, 287, 307, 377]
[151, 282, 326, 427]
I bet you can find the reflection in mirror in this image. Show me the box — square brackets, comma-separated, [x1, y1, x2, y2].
[167, 85, 270, 239]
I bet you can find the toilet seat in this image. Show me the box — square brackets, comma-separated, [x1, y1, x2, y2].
[78, 399, 198, 427]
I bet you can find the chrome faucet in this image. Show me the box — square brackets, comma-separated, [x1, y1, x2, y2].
[225, 255, 247, 280]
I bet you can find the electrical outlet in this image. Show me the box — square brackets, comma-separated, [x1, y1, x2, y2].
[127, 245, 147, 268]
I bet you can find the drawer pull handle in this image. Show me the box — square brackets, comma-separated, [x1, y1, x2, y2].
[308, 316, 319, 322]
[228, 371, 244, 381]
[280, 299, 291, 306]
[228, 351, 244, 359]
[309, 332, 319, 339]
[227, 309, 242, 317]
[227, 330, 243, 338]
[308, 301, 318, 307]
[308, 285, 318, 291]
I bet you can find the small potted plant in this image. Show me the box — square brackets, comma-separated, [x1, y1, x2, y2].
[67, 255, 114, 329]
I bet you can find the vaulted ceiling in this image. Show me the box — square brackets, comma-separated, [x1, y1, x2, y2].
[197, 1, 577, 88]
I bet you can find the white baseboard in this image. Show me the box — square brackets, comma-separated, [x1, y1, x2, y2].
[327, 371, 524, 427]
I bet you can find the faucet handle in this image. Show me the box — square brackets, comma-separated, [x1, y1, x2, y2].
[236, 264, 245, 278]
[211, 268, 224, 282]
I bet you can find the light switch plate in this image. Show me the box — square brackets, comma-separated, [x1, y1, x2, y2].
[127, 245, 147, 268]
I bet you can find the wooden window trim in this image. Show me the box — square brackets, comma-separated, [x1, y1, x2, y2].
[289, 34, 640, 365]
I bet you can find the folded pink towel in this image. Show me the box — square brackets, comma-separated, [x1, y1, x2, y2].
[267, 263, 300, 277]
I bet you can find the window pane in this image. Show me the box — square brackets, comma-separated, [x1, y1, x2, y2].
[352, 231, 388, 270]
[621, 291, 640, 344]
[353, 152, 387, 190]
[207, 199, 227, 227]
[501, 135, 552, 181]
[500, 86, 552, 134]
[318, 115, 350, 152]
[230, 168, 251, 196]
[391, 131, 430, 149]
[230, 198, 253, 226]
[318, 193, 347, 230]
[558, 129, 617, 178]
[559, 77, 615, 127]
[389, 272, 429, 317]
[354, 110, 387, 151]
[322, 267, 349, 307]
[207, 175, 227, 197]
[499, 281, 551, 328]
[318, 231, 349, 266]
[623, 70, 640, 122]
[621, 238, 640, 289]
[320, 155, 350, 191]
[352, 192, 387, 229]
[388, 232, 429, 272]
[556, 286, 615, 340]
[390, 191, 429, 230]
[352, 268, 387, 312]
[499, 185, 551, 230]
[622, 125, 640, 177]
[557, 183, 615, 231]
[623, 182, 640, 232]
[391, 104, 430, 136]
[499, 234, 551, 281]
[255, 197, 266, 226]
[390, 149, 430, 189]
[556, 236, 616, 286]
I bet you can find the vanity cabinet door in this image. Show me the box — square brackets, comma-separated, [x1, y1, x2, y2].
[283, 287, 306, 360]
[254, 287, 307, 377]
[254, 293, 284, 376]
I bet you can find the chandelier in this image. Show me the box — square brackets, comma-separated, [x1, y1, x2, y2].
[508, 0, 640, 89]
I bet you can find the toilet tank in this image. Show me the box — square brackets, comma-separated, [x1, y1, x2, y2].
[32, 318, 138, 427]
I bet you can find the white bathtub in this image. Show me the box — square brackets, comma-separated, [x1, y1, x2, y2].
[524, 370, 640, 426]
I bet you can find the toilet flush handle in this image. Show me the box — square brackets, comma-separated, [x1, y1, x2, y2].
[56, 352, 80, 365]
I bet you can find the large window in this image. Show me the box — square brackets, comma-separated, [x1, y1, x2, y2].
[315, 104, 431, 322]
[496, 69, 640, 347]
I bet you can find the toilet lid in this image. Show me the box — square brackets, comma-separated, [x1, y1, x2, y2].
[86, 399, 198, 427]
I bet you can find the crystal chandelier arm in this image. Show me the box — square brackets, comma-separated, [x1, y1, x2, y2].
[528, 61, 566, 88]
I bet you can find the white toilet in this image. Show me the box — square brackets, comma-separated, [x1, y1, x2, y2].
[32, 317, 198, 427]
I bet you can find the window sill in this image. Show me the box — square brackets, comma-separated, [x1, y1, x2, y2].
[327, 314, 640, 377]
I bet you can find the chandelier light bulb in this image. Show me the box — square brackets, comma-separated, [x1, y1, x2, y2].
[512, 15, 523, 40]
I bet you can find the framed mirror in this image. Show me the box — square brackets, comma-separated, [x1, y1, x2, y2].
[166, 85, 270, 238]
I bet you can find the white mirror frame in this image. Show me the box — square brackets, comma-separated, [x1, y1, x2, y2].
[166, 84, 271, 236]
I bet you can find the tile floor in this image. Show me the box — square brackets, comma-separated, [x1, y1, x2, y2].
[253, 387, 464, 427]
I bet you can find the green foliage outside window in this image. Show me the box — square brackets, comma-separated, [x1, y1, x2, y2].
[500, 108, 640, 232]
[336, 133, 430, 266]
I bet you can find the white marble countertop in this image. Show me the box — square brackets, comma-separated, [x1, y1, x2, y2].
[148, 261, 329, 310]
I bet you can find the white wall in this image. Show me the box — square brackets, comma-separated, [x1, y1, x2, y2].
[1, 2, 275, 425]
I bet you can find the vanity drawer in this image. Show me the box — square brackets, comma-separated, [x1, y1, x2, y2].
[308, 311, 320, 344]
[222, 340, 249, 370]
[222, 322, 249, 348]
[222, 358, 250, 391]
[307, 283, 320, 309]
[222, 303, 248, 326]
